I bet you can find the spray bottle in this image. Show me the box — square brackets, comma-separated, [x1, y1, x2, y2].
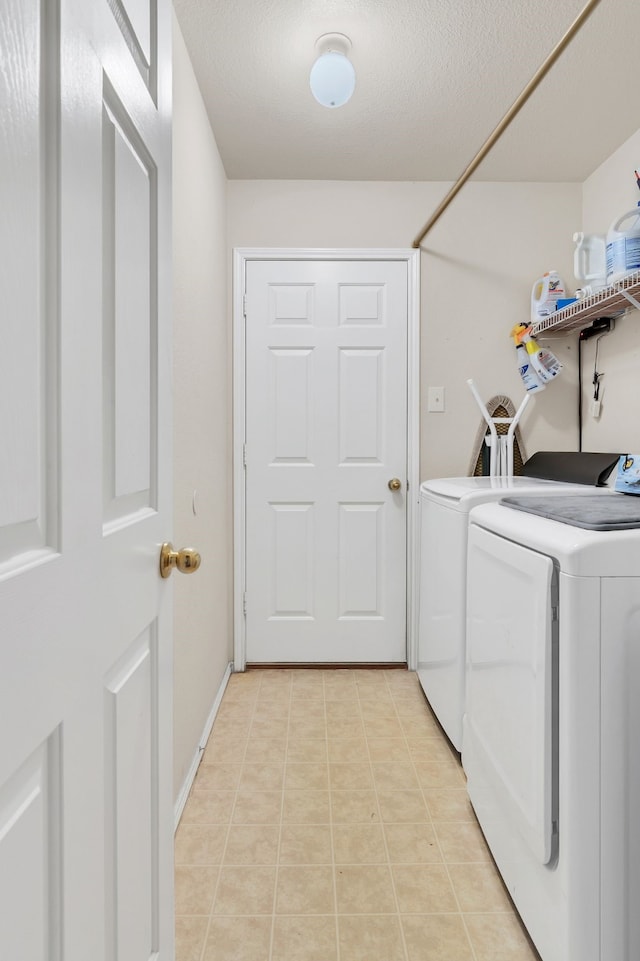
[511, 325, 545, 393]
[513, 323, 563, 382]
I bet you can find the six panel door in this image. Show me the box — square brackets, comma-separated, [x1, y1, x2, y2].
[0, 0, 174, 957]
[244, 259, 408, 664]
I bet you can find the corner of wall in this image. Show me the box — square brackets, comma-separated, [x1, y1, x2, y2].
[172, 16, 233, 802]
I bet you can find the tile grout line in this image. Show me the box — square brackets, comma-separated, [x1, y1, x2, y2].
[403, 681, 480, 961]
[266, 672, 293, 961]
[362, 670, 411, 961]
[324, 671, 342, 961]
[194, 675, 257, 961]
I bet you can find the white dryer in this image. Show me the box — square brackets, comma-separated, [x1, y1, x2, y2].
[463, 494, 640, 961]
[417, 471, 614, 750]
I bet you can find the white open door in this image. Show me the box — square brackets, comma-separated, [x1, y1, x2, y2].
[240, 255, 416, 665]
[0, 1, 175, 958]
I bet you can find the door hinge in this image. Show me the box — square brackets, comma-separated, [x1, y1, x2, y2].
[551, 605, 558, 622]
[242, 592, 247, 616]
[242, 444, 247, 469]
[243, 293, 247, 317]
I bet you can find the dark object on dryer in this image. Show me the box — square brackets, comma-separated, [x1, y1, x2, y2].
[521, 451, 621, 487]
[501, 493, 640, 531]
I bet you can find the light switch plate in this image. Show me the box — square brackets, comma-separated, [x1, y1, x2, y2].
[428, 386, 445, 412]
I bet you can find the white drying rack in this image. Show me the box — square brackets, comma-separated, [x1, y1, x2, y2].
[467, 379, 530, 478]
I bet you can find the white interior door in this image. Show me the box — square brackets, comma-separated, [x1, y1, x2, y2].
[0, 1, 174, 958]
[244, 258, 408, 664]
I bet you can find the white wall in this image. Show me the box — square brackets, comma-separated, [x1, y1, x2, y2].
[228, 180, 582, 478]
[172, 15, 232, 800]
[580, 127, 640, 454]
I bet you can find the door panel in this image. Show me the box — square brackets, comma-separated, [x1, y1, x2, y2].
[0, 0, 57, 561]
[102, 91, 155, 522]
[269, 502, 315, 618]
[245, 259, 407, 663]
[269, 348, 314, 463]
[107, 0, 154, 87]
[338, 348, 383, 463]
[338, 502, 383, 617]
[104, 627, 159, 960]
[338, 284, 386, 325]
[268, 284, 314, 324]
[114, 0, 152, 64]
[0, 734, 62, 961]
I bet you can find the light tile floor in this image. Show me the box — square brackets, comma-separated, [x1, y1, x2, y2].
[175, 668, 541, 961]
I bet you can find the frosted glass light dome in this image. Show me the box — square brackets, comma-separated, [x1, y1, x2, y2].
[310, 51, 356, 108]
[309, 34, 355, 109]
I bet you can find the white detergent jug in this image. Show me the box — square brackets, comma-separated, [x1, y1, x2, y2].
[531, 270, 565, 323]
[606, 205, 640, 284]
[573, 232, 607, 292]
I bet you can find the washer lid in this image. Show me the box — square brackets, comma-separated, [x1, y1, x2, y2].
[419, 476, 597, 511]
[502, 494, 640, 530]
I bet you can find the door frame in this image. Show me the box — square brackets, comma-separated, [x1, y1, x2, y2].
[232, 248, 421, 671]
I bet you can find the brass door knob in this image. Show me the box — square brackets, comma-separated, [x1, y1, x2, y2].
[388, 478, 402, 491]
[160, 542, 202, 578]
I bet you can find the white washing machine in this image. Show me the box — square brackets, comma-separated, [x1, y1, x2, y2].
[463, 493, 640, 961]
[417, 472, 614, 750]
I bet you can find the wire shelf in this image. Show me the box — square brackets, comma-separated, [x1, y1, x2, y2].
[531, 269, 640, 336]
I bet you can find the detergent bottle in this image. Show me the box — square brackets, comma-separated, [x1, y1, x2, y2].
[573, 232, 607, 292]
[511, 325, 545, 394]
[606, 204, 640, 284]
[514, 323, 563, 382]
[530, 270, 566, 323]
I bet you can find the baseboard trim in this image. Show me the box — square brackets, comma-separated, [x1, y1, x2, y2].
[174, 660, 233, 831]
[245, 662, 408, 671]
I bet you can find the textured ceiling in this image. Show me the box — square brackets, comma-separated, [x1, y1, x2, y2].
[173, 0, 640, 182]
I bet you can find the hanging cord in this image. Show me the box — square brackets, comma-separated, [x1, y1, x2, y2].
[591, 321, 615, 414]
[578, 334, 583, 451]
[578, 317, 615, 451]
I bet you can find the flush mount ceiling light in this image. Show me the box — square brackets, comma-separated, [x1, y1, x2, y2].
[309, 33, 355, 108]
